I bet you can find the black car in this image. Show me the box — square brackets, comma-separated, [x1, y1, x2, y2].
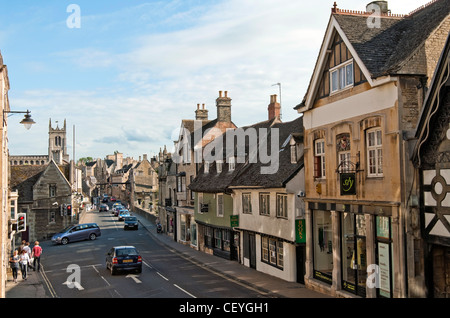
[123, 216, 138, 230]
[106, 246, 142, 275]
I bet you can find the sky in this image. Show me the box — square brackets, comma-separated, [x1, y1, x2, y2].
[0, 0, 430, 161]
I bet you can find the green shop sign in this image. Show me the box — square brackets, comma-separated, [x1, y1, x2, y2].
[295, 219, 306, 243]
[230, 215, 239, 227]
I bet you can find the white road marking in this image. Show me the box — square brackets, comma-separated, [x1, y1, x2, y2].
[157, 272, 169, 281]
[174, 284, 196, 298]
[126, 274, 142, 284]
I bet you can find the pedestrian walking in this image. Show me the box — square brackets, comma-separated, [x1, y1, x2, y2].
[23, 242, 33, 270]
[19, 249, 30, 280]
[9, 250, 20, 283]
[32, 241, 43, 271]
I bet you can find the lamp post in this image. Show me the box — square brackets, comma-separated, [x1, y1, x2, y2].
[4, 109, 36, 130]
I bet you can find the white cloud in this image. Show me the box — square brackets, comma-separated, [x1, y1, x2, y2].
[6, 0, 435, 161]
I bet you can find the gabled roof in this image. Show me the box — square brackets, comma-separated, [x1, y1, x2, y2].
[34, 159, 71, 189]
[10, 165, 47, 202]
[412, 31, 450, 166]
[189, 116, 304, 193]
[296, 0, 450, 112]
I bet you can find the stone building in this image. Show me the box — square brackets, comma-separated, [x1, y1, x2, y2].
[157, 147, 177, 239]
[0, 50, 11, 298]
[190, 95, 305, 284]
[412, 32, 450, 297]
[172, 91, 237, 247]
[294, 0, 449, 297]
[10, 119, 69, 166]
[10, 160, 75, 243]
[129, 154, 159, 212]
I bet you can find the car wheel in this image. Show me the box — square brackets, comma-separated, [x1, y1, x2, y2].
[61, 237, 69, 245]
[89, 233, 96, 240]
[136, 267, 142, 274]
[111, 266, 116, 275]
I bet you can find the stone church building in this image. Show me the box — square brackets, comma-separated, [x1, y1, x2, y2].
[10, 118, 69, 166]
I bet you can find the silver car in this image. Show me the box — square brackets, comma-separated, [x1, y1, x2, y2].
[51, 223, 101, 245]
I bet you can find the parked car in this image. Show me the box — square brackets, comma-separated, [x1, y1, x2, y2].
[123, 216, 138, 230]
[51, 223, 101, 245]
[118, 210, 130, 221]
[106, 246, 142, 275]
[99, 204, 108, 212]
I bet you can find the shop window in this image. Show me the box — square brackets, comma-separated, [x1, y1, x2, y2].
[314, 139, 326, 178]
[313, 210, 333, 284]
[375, 216, 393, 298]
[204, 226, 213, 248]
[366, 128, 383, 177]
[261, 236, 284, 269]
[341, 213, 367, 297]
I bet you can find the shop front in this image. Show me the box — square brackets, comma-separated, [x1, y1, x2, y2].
[307, 201, 396, 298]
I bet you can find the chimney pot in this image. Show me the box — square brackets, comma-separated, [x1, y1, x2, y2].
[219, 91, 222, 97]
[197, 103, 200, 109]
[224, 91, 228, 98]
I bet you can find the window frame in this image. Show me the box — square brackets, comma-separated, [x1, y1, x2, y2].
[330, 60, 354, 94]
[366, 128, 383, 177]
[276, 193, 288, 219]
[314, 139, 326, 178]
[259, 193, 270, 216]
[242, 193, 252, 214]
[217, 193, 224, 217]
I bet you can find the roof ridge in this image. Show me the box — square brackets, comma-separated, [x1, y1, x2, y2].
[407, 0, 441, 16]
[332, 0, 444, 19]
[333, 8, 405, 18]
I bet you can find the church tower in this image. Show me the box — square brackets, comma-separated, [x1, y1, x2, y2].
[48, 119, 69, 164]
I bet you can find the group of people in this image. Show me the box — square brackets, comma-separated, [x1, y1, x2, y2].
[9, 240, 43, 283]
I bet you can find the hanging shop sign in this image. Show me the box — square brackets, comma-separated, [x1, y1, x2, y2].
[230, 215, 239, 227]
[295, 219, 306, 243]
[340, 172, 356, 195]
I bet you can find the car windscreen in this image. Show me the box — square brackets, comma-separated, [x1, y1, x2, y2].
[124, 217, 137, 221]
[116, 248, 138, 256]
[59, 225, 73, 233]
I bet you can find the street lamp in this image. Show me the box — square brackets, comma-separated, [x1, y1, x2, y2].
[4, 109, 36, 130]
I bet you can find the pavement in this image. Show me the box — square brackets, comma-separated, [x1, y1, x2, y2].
[5, 210, 331, 299]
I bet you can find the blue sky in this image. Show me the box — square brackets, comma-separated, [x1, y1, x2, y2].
[1, 0, 429, 161]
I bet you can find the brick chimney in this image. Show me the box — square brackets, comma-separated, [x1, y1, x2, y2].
[195, 103, 208, 120]
[268, 94, 281, 121]
[216, 91, 231, 123]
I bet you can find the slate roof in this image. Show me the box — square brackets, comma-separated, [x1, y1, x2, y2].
[188, 116, 304, 193]
[334, 0, 450, 78]
[10, 165, 47, 202]
[294, 0, 450, 110]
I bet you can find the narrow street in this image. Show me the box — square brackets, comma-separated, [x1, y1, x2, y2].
[39, 209, 271, 298]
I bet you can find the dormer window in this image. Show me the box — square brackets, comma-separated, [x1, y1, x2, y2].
[216, 160, 222, 174]
[228, 157, 235, 171]
[330, 60, 354, 94]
